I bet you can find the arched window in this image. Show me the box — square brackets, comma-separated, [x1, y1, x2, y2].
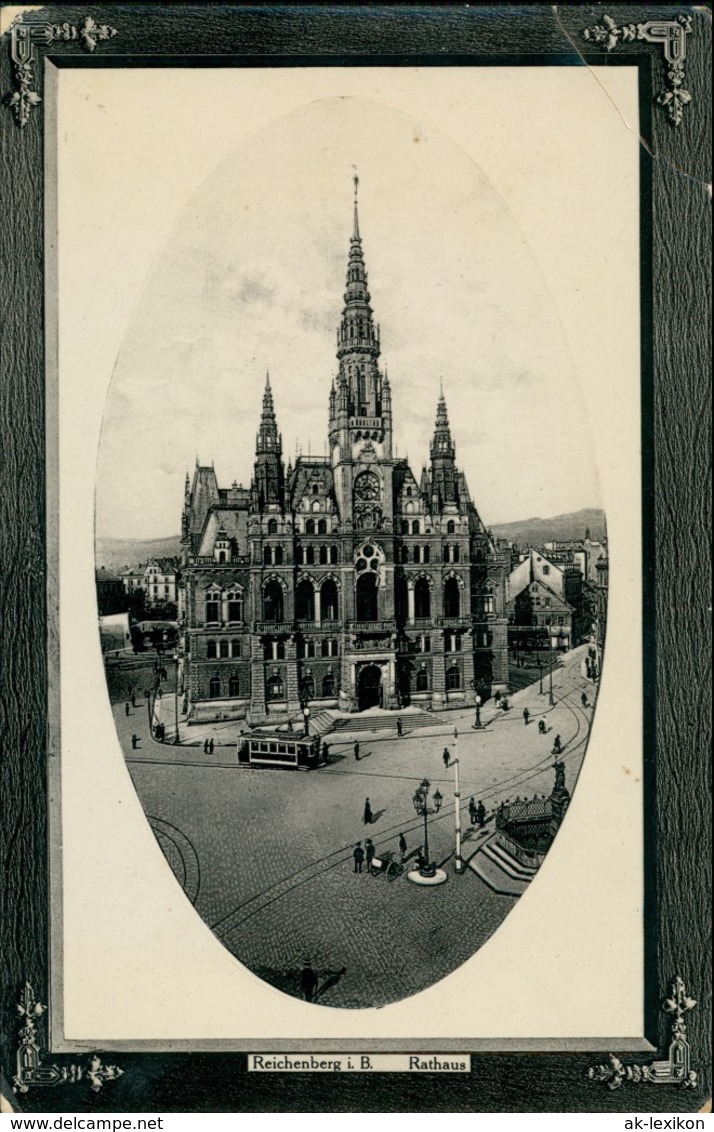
[295, 546, 304, 566]
[401, 520, 409, 534]
[295, 579, 315, 621]
[322, 673, 335, 697]
[305, 519, 315, 535]
[219, 639, 229, 658]
[231, 639, 241, 657]
[267, 519, 278, 535]
[321, 637, 338, 658]
[444, 577, 460, 619]
[414, 577, 431, 619]
[306, 545, 315, 566]
[217, 551, 226, 564]
[205, 591, 220, 623]
[318, 519, 327, 535]
[446, 665, 461, 691]
[321, 578, 339, 621]
[423, 545, 430, 564]
[209, 677, 221, 699]
[263, 579, 284, 622]
[227, 591, 243, 622]
[267, 674, 284, 700]
[302, 675, 315, 701]
[330, 545, 338, 565]
[263, 546, 272, 566]
[304, 639, 316, 659]
[416, 669, 429, 691]
[411, 520, 420, 535]
[312, 484, 319, 496]
[319, 545, 328, 565]
[412, 545, 420, 564]
[447, 521, 455, 534]
[311, 500, 320, 513]
[443, 546, 449, 563]
[229, 676, 240, 697]
[274, 545, 283, 566]
[276, 639, 285, 660]
[206, 640, 217, 659]
[400, 545, 409, 564]
[356, 572, 379, 622]
[453, 546, 460, 563]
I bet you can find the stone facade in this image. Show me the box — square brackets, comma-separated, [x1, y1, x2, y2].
[181, 184, 509, 724]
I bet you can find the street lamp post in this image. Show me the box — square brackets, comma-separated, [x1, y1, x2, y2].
[473, 693, 482, 730]
[412, 778, 443, 878]
[173, 655, 180, 744]
[453, 727, 464, 874]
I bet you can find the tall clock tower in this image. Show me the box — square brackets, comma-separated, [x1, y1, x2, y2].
[328, 176, 394, 535]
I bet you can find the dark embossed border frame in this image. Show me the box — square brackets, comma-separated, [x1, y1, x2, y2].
[0, 4, 710, 1114]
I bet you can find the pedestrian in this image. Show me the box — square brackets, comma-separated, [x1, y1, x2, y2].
[523, 707, 530, 726]
[581, 692, 588, 708]
[476, 800, 486, 828]
[203, 738, 209, 754]
[494, 690, 501, 706]
[124, 702, 130, 716]
[209, 737, 214, 755]
[396, 717, 403, 738]
[363, 797, 372, 825]
[131, 733, 139, 750]
[365, 838, 375, 872]
[469, 798, 477, 825]
[131, 693, 136, 708]
[538, 719, 547, 735]
[300, 962, 318, 1003]
[353, 842, 365, 873]
[442, 747, 450, 770]
[553, 734, 562, 754]
[354, 740, 360, 761]
[322, 741, 330, 764]
[398, 832, 407, 860]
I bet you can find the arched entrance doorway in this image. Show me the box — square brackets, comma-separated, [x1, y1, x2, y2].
[357, 664, 382, 711]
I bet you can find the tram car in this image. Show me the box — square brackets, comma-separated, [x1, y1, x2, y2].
[237, 732, 322, 770]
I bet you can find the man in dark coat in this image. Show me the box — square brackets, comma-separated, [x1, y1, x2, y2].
[363, 797, 372, 825]
[300, 962, 318, 1003]
[523, 707, 530, 725]
[353, 843, 365, 873]
[365, 838, 376, 872]
[552, 734, 562, 754]
[469, 798, 477, 825]
[396, 717, 403, 737]
[476, 800, 486, 828]
[442, 747, 450, 770]
[398, 832, 408, 859]
[354, 740, 360, 761]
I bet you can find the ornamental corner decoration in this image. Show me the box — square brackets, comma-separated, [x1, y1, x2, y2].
[4, 14, 118, 127]
[588, 977, 698, 1090]
[582, 12, 693, 125]
[13, 983, 123, 1095]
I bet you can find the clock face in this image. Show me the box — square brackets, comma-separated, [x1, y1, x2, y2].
[354, 472, 380, 501]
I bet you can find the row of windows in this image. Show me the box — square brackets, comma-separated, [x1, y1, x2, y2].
[205, 592, 244, 623]
[297, 545, 339, 566]
[204, 667, 463, 701]
[398, 519, 461, 535]
[206, 639, 242, 658]
[261, 637, 340, 660]
[395, 545, 462, 564]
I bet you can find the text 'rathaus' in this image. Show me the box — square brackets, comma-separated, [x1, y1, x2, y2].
[181, 181, 509, 723]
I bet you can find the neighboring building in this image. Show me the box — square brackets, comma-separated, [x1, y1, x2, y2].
[95, 568, 126, 616]
[596, 555, 608, 653]
[180, 184, 510, 724]
[507, 550, 575, 652]
[143, 558, 179, 607]
[120, 559, 180, 609]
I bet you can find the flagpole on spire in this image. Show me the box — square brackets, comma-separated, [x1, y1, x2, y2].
[352, 167, 360, 239]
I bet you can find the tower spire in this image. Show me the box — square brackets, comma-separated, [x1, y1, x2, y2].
[353, 171, 360, 239]
[430, 386, 457, 506]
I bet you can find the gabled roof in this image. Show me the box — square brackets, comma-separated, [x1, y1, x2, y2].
[196, 508, 249, 558]
[507, 576, 573, 612]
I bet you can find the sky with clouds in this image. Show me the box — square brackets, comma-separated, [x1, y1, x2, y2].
[95, 95, 600, 540]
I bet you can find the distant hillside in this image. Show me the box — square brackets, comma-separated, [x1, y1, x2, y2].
[490, 508, 606, 547]
[96, 508, 606, 569]
[96, 535, 182, 572]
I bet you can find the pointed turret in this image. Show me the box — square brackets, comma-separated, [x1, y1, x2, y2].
[335, 173, 383, 417]
[253, 371, 284, 509]
[430, 388, 458, 507]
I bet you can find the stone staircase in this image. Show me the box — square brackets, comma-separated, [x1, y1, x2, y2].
[468, 834, 539, 897]
[326, 709, 444, 736]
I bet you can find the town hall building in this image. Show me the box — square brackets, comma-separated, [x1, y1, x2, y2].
[180, 182, 509, 724]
